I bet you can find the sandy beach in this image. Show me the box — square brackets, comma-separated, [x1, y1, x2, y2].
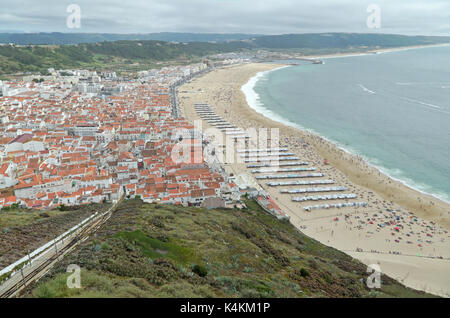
[178, 62, 450, 297]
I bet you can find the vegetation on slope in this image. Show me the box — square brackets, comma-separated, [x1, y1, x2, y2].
[0, 41, 252, 75]
[2, 33, 450, 75]
[250, 33, 450, 49]
[0, 203, 111, 268]
[26, 199, 433, 298]
[0, 32, 261, 45]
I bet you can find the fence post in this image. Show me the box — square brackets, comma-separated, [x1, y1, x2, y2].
[27, 250, 32, 267]
[54, 238, 59, 260]
[20, 267, 26, 287]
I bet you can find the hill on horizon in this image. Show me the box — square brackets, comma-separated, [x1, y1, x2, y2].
[250, 33, 450, 49]
[2, 32, 450, 47]
[0, 32, 261, 45]
[1, 33, 450, 75]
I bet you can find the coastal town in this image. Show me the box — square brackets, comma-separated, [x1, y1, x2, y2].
[1, 0, 450, 304]
[0, 63, 252, 210]
[0, 58, 449, 297]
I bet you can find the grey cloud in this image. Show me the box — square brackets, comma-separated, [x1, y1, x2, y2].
[0, 0, 449, 35]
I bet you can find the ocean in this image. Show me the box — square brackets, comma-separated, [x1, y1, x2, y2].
[242, 45, 450, 203]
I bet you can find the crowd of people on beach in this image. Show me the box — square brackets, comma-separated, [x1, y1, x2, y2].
[324, 207, 449, 259]
[182, 64, 450, 264]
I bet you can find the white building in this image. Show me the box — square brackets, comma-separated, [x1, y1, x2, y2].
[0, 163, 18, 189]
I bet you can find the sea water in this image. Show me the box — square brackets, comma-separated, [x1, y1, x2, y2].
[243, 45, 450, 203]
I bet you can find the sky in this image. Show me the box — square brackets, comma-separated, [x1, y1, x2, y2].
[1, 0, 449, 35]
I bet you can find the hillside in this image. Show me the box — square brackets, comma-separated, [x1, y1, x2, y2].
[0, 203, 111, 268]
[0, 32, 261, 45]
[250, 33, 450, 49]
[2, 32, 450, 48]
[2, 33, 450, 75]
[0, 40, 252, 74]
[26, 199, 433, 298]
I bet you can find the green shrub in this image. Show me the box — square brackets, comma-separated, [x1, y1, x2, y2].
[192, 264, 208, 277]
[300, 268, 310, 278]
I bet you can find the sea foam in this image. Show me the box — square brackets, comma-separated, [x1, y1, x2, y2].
[241, 64, 450, 205]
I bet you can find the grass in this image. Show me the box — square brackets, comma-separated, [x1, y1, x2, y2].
[32, 269, 155, 298]
[116, 230, 198, 266]
[0, 203, 111, 268]
[0, 41, 224, 76]
[0, 202, 111, 230]
[26, 198, 437, 298]
[0, 208, 65, 229]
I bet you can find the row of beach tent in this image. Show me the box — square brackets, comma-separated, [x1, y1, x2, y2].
[267, 179, 335, 186]
[248, 162, 309, 168]
[195, 104, 250, 138]
[292, 193, 357, 202]
[244, 156, 300, 163]
[280, 186, 347, 194]
[251, 167, 316, 174]
[238, 148, 289, 153]
[304, 202, 367, 212]
[256, 173, 323, 180]
[241, 152, 295, 158]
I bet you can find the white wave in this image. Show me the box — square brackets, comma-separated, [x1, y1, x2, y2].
[241, 68, 450, 204]
[396, 82, 450, 87]
[318, 141, 450, 204]
[399, 96, 442, 109]
[367, 163, 450, 204]
[357, 84, 376, 94]
[241, 65, 300, 129]
[377, 89, 450, 115]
